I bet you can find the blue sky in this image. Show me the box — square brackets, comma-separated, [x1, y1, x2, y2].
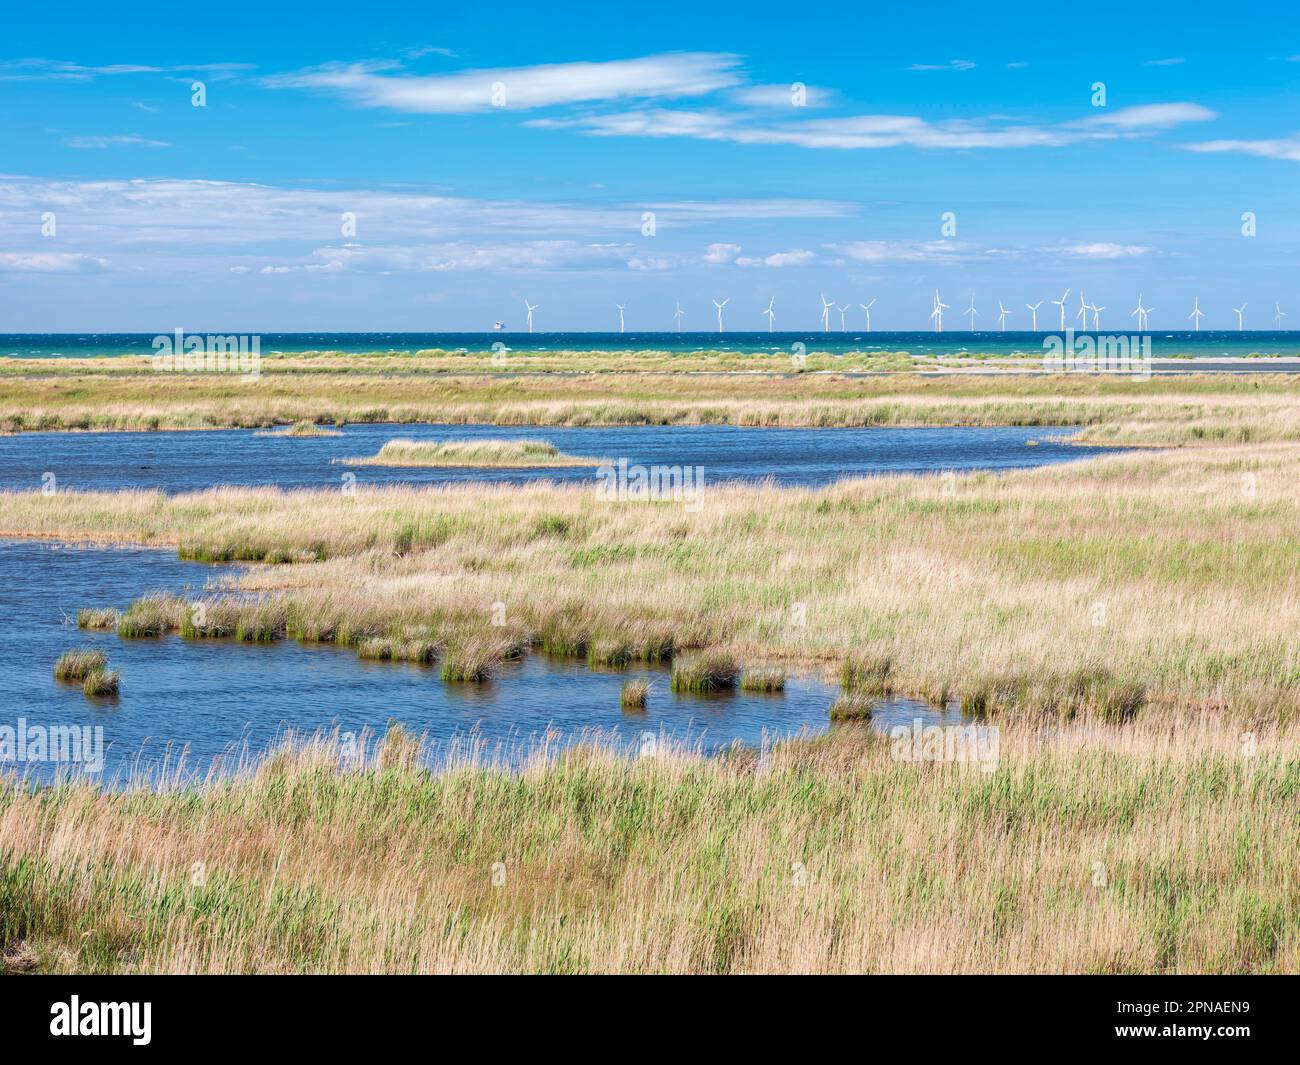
[1, 0, 1297, 331]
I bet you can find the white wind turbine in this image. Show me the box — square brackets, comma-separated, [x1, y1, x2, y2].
[1051, 289, 1071, 332]
[1091, 302, 1105, 330]
[1076, 291, 1090, 330]
[1275, 302, 1287, 328]
[615, 303, 626, 333]
[837, 303, 849, 331]
[859, 297, 877, 331]
[930, 290, 949, 333]
[1188, 296, 1204, 332]
[523, 299, 538, 333]
[1130, 294, 1152, 332]
[673, 301, 685, 332]
[1026, 300, 1043, 331]
[819, 293, 834, 332]
[997, 301, 1012, 331]
[713, 297, 729, 333]
[1233, 302, 1247, 331]
[762, 296, 775, 332]
[964, 295, 978, 330]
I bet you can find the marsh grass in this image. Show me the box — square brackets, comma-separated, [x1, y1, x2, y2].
[255, 420, 342, 438]
[53, 649, 106, 681]
[76, 607, 119, 630]
[81, 669, 119, 697]
[3, 720, 1293, 974]
[740, 668, 786, 693]
[358, 637, 437, 664]
[620, 679, 649, 709]
[439, 637, 513, 683]
[841, 654, 893, 697]
[343, 437, 602, 468]
[828, 694, 875, 721]
[671, 652, 740, 693]
[116, 596, 181, 638]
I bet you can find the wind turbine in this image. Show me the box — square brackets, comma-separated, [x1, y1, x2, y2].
[1026, 300, 1043, 331]
[1275, 302, 1287, 328]
[762, 296, 775, 333]
[837, 303, 849, 331]
[1131, 295, 1152, 332]
[713, 297, 729, 333]
[615, 303, 626, 333]
[930, 290, 948, 333]
[1233, 303, 1247, 331]
[819, 293, 834, 332]
[1091, 302, 1105, 330]
[964, 295, 978, 330]
[523, 299, 538, 333]
[673, 301, 685, 332]
[1076, 291, 1089, 330]
[1188, 296, 1204, 332]
[1052, 289, 1071, 332]
[997, 301, 1012, 331]
[859, 297, 877, 331]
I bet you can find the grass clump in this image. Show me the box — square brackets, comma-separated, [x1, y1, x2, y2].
[342, 437, 602, 468]
[256, 420, 342, 437]
[116, 596, 182, 638]
[82, 669, 120, 697]
[53, 649, 107, 681]
[828, 694, 874, 722]
[670, 652, 740, 693]
[960, 665, 1147, 723]
[440, 638, 508, 683]
[76, 607, 119, 630]
[840, 654, 893, 696]
[620, 679, 650, 709]
[740, 668, 786, 693]
[358, 637, 437, 664]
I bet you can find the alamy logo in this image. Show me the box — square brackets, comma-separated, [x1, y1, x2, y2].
[596, 458, 705, 512]
[151, 329, 261, 379]
[1042, 329, 1151, 379]
[890, 719, 1000, 773]
[0, 719, 104, 773]
[50, 997, 151, 1045]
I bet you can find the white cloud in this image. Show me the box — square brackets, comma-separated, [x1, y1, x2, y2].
[729, 83, 833, 109]
[264, 53, 743, 113]
[0, 59, 250, 82]
[736, 249, 817, 267]
[908, 60, 976, 71]
[827, 240, 983, 264]
[63, 134, 171, 149]
[702, 242, 741, 264]
[535, 101, 1218, 151]
[0, 252, 110, 272]
[1056, 242, 1153, 259]
[1143, 57, 1186, 66]
[1184, 135, 1300, 162]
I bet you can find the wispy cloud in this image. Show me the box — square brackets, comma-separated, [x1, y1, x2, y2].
[62, 134, 171, 149]
[826, 240, 986, 265]
[908, 59, 976, 72]
[1143, 57, 1186, 66]
[729, 83, 833, 109]
[0, 252, 111, 272]
[736, 249, 817, 268]
[1054, 242, 1153, 259]
[264, 53, 743, 113]
[533, 102, 1217, 150]
[1184, 134, 1300, 162]
[0, 59, 251, 82]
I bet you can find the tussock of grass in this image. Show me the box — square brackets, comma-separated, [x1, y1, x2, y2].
[76, 607, 119, 630]
[255, 420, 342, 437]
[81, 669, 119, 697]
[620, 679, 649, 709]
[358, 637, 437, 664]
[740, 668, 786, 693]
[116, 596, 181, 638]
[439, 638, 509, 683]
[342, 437, 602, 468]
[53, 649, 106, 681]
[841, 654, 893, 696]
[671, 652, 740, 693]
[828, 694, 874, 721]
[960, 665, 1147, 723]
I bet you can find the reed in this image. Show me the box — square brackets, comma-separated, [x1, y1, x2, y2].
[828, 694, 874, 721]
[76, 607, 119, 630]
[53, 649, 107, 681]
[2, 719, 1293, 974]
[620, 679, 650, 709]
[342, 437, 602, 468]
[739, 668, 786, 693]
[81, 669, 120, 697]
[671, 652, 740, 693]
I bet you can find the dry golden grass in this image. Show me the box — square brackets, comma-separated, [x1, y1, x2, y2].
[341, 437, 603, 468]
[3, 359, 1300, 445]
[3, 441, 1299, 718]
[1, 719, 1295, 974]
